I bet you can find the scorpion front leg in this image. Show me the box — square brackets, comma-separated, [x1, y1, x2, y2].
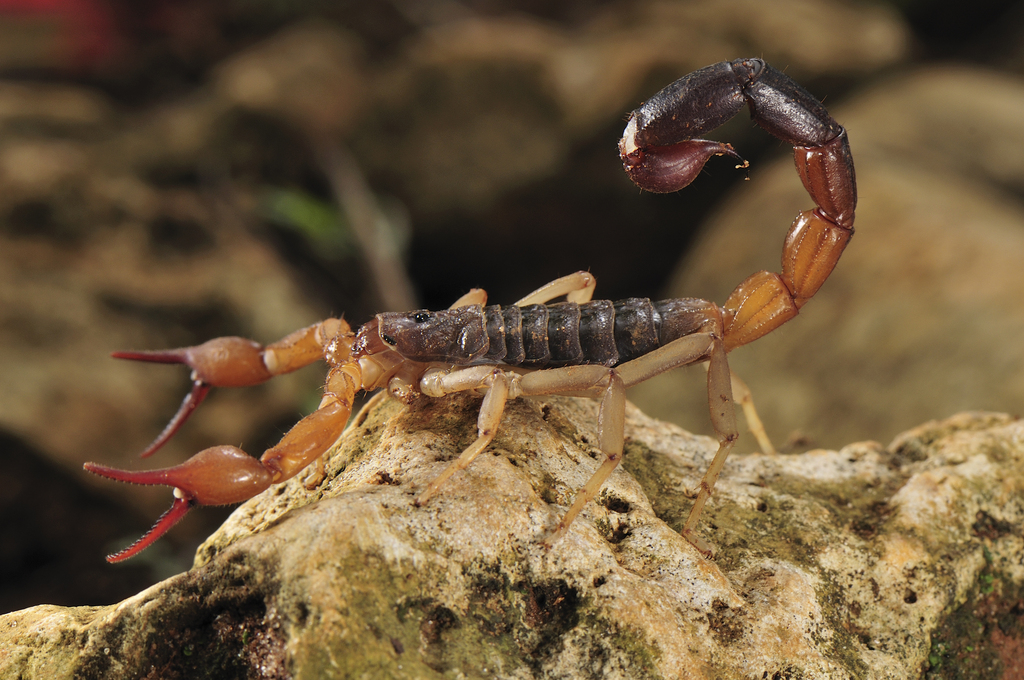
[83, 319, 358, 562]
[414, 366, 515, 506]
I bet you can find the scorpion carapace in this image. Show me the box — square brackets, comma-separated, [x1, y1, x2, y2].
[84, 57, 855, 562]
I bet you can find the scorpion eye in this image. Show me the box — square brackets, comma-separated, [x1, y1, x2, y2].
[381, 332, 397, 346]
[413, 312, 431, 323]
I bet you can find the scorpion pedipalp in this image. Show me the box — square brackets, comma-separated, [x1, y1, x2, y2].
[112, 338, 274, 458]
[85, 446, 276, 506]
[84, 445, 274, 562]
[101, 496, 194, 563]
[113, 337, 274, 387]
[85, 320, 355, 562]
[130, 379, 210, 459]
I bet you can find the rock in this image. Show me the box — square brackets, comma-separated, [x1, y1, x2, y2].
[629, 64, 1024, 452]
[0, 0, 915, 617]
[2, 394, 1022, 678]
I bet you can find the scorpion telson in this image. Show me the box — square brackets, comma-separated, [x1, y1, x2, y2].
[84, 57, 855, 562]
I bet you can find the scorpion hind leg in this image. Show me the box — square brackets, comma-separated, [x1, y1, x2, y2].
[680, 336, 738, 557]
[728, 369, 776, 456]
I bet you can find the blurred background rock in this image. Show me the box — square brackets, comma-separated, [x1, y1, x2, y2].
[0, 0, 1021, 613]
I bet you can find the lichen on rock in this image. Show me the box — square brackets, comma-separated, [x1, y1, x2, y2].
[2, 396, 1023, 679]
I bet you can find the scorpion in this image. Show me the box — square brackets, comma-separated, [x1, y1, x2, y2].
[84, 58, 855, 562]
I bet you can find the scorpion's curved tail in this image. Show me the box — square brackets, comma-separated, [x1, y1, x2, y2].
[619, 57, 856, 352]
[84, 319, 358, 562]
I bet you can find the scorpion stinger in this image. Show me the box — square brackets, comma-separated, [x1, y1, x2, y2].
[85, 59, 853, 561]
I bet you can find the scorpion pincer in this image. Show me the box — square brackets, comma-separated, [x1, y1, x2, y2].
[84, 57, 855, 562]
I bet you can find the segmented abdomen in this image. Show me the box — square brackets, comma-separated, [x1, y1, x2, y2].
[373, 299, 717, 368]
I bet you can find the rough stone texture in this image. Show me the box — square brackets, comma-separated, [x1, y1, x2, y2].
[3, 394, 1022, 679]
[630, 64, 1024, 453]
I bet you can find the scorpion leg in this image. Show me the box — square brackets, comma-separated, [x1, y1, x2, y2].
[449, 288, 488, 308]
[515, 271, 596, 306]
[415, 366, 514, 506]
[526, 366, 627, 545]
[696, 364, 775, 456]
[609, 325, 738, 556]
[508, 330, 718, 546]
[84, 319, 355, 562]
[679, 335, 737, 556]
[446, 271, 595, 315]
[729, 369, 775, 456]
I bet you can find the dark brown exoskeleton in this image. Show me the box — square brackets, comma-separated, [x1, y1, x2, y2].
[84, 57, 855, 561]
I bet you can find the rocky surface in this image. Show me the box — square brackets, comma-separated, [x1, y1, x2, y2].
[6, 2, 1018, 674]
[2, 394, 1022, 679]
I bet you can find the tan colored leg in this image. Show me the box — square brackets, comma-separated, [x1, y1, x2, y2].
[615, 335, 715, 387]
[303, 455, 326, 490]
[524, 323, 738, 556]
[518, 331, 720, 544]
[516, 364, 612, 396]
[680, 336, 738, 557]
[415, 368, 512, 505]
[547, 372, 626, 543]
[729, 370, 776, 455]
[412, 313, 738, 556]
[451, 271, 595, 312]
[515, 271, 596, 306]
[449, 288, 488, 308]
